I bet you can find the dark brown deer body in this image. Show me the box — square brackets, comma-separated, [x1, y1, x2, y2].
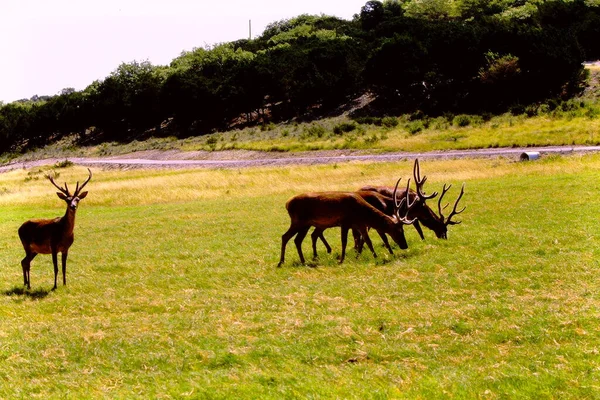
[312, 190, 398, 257]
[278, 181, 415, 267]
[18, 169, 92, 290]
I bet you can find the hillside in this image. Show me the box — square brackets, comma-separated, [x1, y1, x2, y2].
[1, 65, 598, 167]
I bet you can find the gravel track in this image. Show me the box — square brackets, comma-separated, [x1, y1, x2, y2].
[2, 145, 600, 173]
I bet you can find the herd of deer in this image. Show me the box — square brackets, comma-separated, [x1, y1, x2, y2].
[277, 159, 465, 267]
[15, 159, 464, 290]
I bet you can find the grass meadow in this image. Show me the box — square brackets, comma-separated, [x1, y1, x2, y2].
[1, 155, 600, 398]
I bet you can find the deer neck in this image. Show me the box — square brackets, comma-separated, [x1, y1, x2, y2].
[417, 204, 445, 231]
[362, 205, 394, 231]
[61, 206, 77, 236]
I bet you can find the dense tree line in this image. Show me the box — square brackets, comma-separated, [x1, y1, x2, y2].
[1, 0, 599, 153]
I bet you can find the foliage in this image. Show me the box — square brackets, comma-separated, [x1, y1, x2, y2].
[1, 0, 599, 154]
[406, 119, 425, 134]
[453, 114, 472, 127]
[333, 122, 357, 134]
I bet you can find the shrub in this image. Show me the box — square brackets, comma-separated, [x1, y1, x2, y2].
[523, 105, 536, 117]
[452, 114, 471, 127]
[333, 122, 357, 135]
[538, 104, 551, 115]
[206, 136, 218, 146]
[54, 159, 74, 169]
[406, 120, 425, 135]
[363, 133, 379, 144]
[431, 116, 450, 130]
[470, 115, 484, 125]
[261, 122, 276, 131]
[381, 116, 399, 128]
[353, 116, 382, 125]
[304, 124, 326, 138]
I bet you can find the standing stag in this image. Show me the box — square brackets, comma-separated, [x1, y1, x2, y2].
[18, 168, 92, 290]
[277, 178, 416, 268]
[361, 159, 465, 239]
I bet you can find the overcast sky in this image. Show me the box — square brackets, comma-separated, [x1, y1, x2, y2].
[0, 0, 368, 103]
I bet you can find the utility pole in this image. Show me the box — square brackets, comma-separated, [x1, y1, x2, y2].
[249, 19, 252, 40]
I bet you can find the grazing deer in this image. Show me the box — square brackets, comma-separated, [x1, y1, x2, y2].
[311, 190, 400, 258]
[277, 178, 416, 268]
[18, 168, 92, 290]
[361, 158, 465, 239]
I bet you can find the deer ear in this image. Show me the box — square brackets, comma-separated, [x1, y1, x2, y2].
[78, 191, 88, 199]
[57, 192, 68, 200]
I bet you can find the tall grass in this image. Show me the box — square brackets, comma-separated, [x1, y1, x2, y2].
[1, 156, 600, 398]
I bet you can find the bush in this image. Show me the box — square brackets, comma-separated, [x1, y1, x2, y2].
[381, 116, 399, 128]
[406, 120, 425, 135]
[430, 116, 450, 130]
[54, 159, 74, 169]
[333, 122, 357, 135]
[260, 122, 276, 131]
[353, 116, 382, 126]
[452, 114, 471, 127]
[304, 124, 326, 138]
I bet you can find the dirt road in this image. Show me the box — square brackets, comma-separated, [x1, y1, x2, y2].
[2, 145, 600, 172]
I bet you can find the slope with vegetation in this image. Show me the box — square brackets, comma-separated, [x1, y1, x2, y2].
[1, 0, 599, 159]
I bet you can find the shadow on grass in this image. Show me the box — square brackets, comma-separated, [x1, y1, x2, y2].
[3, 286, 51, 300]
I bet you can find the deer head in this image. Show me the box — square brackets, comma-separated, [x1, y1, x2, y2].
[46, 168, 92, 210]
[412, 159, 465, 239]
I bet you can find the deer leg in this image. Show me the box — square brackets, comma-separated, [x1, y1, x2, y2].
[358, 226, 377, 259]
[61, 251, 68, 286]
[413, 221, 425, 240]
[278, 226, 299, 267]
[21, 252, 36, 289]
[376, 230, 394, 255]
[310, 228, 321, 259]
[352, 227, 363, 253]
[52, 252, 59, 290]
[293, 227, 310, 265]
[311, 228, 331, 259]
[321, 234, 332, 253]
[318, 229, 332, 254]
[340, 226, 349, 263]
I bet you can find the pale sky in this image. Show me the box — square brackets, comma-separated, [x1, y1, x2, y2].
[0, 0, 368, 103]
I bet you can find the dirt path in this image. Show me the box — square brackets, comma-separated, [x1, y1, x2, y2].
[2, 145, 600, 173]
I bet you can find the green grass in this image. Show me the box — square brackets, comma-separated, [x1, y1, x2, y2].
[1, 156, 600, 398]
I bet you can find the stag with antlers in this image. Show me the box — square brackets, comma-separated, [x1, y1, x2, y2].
[361, 159, 465, 239]
[277, 178, 417, 268]
[18, 168, 92, 290]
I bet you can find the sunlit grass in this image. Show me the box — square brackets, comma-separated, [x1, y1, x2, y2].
[1, 155, 600, 398]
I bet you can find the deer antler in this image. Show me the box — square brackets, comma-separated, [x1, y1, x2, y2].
[438, 183, 466, 225]
[394, 178, 418, 225]
[73, 168, 92, 197]
[413, 158, 438, 202]
[392, 177, 403, 209]
[46, 173, 70, 196]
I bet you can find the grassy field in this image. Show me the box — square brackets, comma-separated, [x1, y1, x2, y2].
[1, 155, 600, 398]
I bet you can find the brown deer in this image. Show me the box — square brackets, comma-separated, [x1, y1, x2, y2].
[18, 168, 92, 290]
[361, 158, 465, 239]
[311, 190, 401, 258]
[277, 178, 416, 268]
